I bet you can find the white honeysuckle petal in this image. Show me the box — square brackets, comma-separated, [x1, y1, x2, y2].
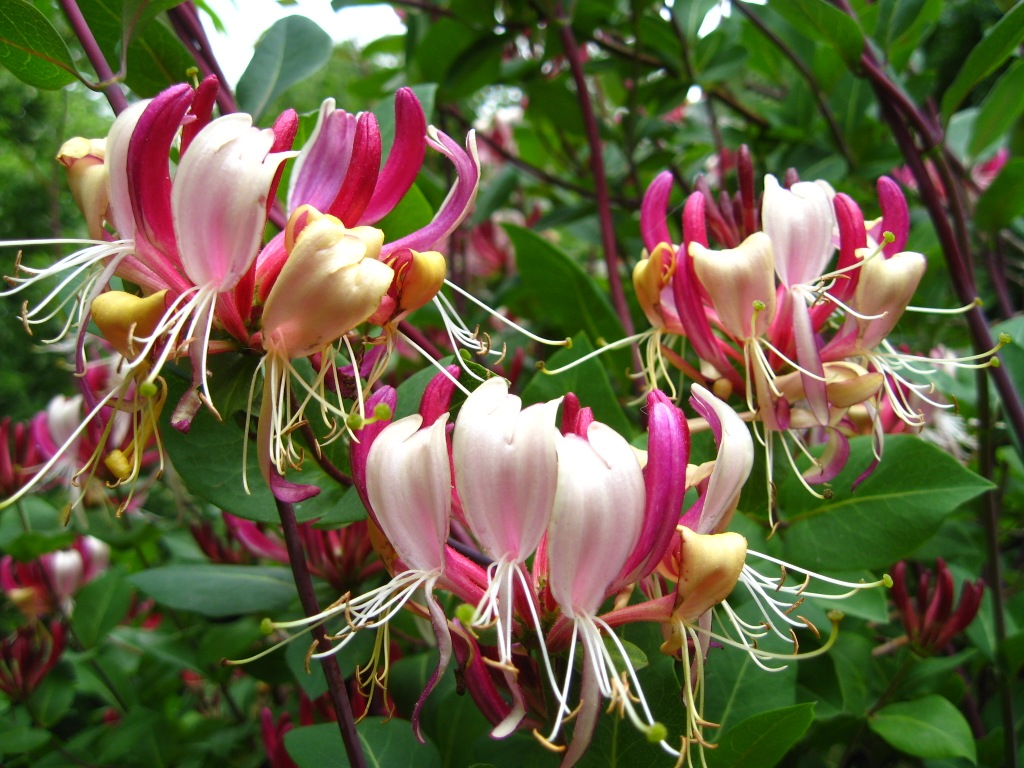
[172, 114, 291, 290]
[366, 414, 451, 574]
[762, 174, 835, 288]
[546, 423, 644, 619]
[453, 377, 561, 562]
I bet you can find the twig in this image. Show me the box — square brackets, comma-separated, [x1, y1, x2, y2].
[57, 0, 127, 114]
[553, 8, 639, 359]
[275, 496, 367, 768]
[733, 2, 853, 166]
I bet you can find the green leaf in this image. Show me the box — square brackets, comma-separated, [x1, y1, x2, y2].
[521, 333, 634, 438]
[778, 436, 993, 571]
[285, 718, 442, 767]
[974, 157, 1024, 231]
[705, 703, 816, 768]
[0, 0, 77, 89]
[71, 568, 134, 647]
[968, 58, 1024, 156]
[869, 695, 978, 763]
[27, 674, 75, 728]
[768, 0, 865, 69]
[704, 649, 798, 736]
[941, 0, 1024, 120]
[0, 724, 52, 756]
[237, 15, 333, 121]
[161, 362, 349, 525]
[130, 564, 296, 618]
[375, 183, 434, 241]
[504, 224, 624, 345]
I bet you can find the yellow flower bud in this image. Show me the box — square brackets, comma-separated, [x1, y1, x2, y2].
[90, 290, 168, 361]
[57, 137, 109, 240]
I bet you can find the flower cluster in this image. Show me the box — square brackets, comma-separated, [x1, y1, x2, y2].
[627, 150, 997, 508]
[255, 371, 885, 764]
[1, 78, 483, 513]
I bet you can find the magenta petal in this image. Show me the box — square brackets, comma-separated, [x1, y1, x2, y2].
[802, 428, 849, 484]
[380, 128, 480, 257]
[640, 171, 674, 253]
[877, 176, 909, 257]
[829, 193, 867, 304]
[616, 390, 688, 586]
[350, 386, 397, 522]
[127, 84, 194, 264]
[328, 112, 383, 226]
[418, 365, 462, 426]
[360, 87, 428, 225]
[181, 75, 219, 154]
[289, 103, 356, 212]
[269, 469, 321, 503]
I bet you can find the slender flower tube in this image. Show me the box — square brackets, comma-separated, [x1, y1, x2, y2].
[541, 420, 677, 764]
[453, 377, 562, 735]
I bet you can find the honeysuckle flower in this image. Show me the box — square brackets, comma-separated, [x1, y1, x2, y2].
[1, 536, 109, 618]
[0, 621, 66, 701]
[453, 377, 562, 735]
[2, 78, 298, 515]
[887, 559, 984, 655]
[540, 419, 678, 764]
[246, 206, 394, 499]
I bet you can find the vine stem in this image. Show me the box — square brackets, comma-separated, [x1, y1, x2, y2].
[554, 8, 643, 382]
[58, 0, 128, 115]
[274, 495, 367, 768]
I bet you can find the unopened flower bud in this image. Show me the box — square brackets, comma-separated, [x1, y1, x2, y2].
[262, 212, 394, 359]
[57, 137, 108, 240]
[90, 290, 169, 361]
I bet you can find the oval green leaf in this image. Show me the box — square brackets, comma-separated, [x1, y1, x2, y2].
[237, 15, 333, 121]
[869, 694, 978, 764]
[130, 564, 296, 617]
[0, 0, 77, 89]
[778, 436, 992, 571]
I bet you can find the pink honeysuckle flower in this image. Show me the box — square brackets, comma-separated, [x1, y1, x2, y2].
[1, 536, 110, 618]
[0, 621, 66, 701]
[245, 206, 394, 500]
[453, 376, 562, 736]
[540, 419, 679, 765]
[261, 409, 455, 740]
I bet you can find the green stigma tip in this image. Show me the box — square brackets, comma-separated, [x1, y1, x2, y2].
[564, 337, 573, 349]
[998, 332, 1012, 344]
[373, 403, 393, 421]
[882, 574, 893, 588]
[827, 610, 845, 622]
[260, 618, 274, 635]
[346, 412, 365, 430]
[646, 722, 668, 743]
[883, 230, 895, 243]
[752, 299, 766, 311]
[454, 604, 476, 625]
[991, 358, 1001, 368]
[139, 380, 158, 398]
